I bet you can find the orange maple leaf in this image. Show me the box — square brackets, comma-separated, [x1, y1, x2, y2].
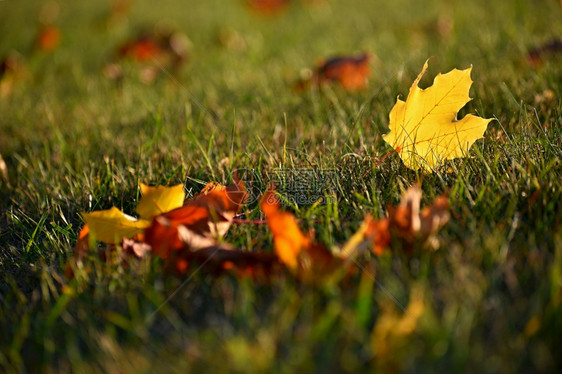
[260, 190, 339, 277]
[260, 190, 310, 270]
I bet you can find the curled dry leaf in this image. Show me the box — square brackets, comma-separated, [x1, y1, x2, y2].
[383, 59, 492, 172]
[364, 186, 450, 254]
[296, 53, 371, 92]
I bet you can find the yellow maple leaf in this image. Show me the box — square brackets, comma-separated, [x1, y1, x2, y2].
[383, 59, 493, 172]
[81, 183, 185, 244]
[135, 183, 185, 220]
[81, 207, 150, 244]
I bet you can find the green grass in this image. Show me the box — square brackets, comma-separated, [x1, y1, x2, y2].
[1, 0, 561, 372]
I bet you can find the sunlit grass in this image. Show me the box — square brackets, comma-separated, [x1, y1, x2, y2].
[1, 0, 561, 372]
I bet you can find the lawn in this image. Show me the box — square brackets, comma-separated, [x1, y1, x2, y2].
[1, 0, 561, 372]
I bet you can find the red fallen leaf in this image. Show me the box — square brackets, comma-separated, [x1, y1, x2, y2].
[119, 36, 163, 62]
[146, 214, 283, 278]
[296, 53, 371, 91]
[164, 180, 247, 235]
[36, 25, 61, 52]
[365, 186, 450, 255]
[246, 0, 290, 15]
[260, 190, 341, 277]
[526, 38, 562, 67]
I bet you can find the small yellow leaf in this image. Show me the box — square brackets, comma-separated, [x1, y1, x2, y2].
[383, 59, 492, 172]
[81, 207, 150, 244]
[136, 183, 185, 220]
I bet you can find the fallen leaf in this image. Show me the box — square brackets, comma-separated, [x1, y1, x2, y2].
[143, 216, 185, 259]
[246, 0, 290, 15]
[65, 225, 91, 279]
[296, 53, 371, 91]
[144, 181, 247, 262]
[122, 237, 152, 258]
[80, 182, 186, 245]
[107, 26, 190, 83]
[164, 180, 247, 236]
[526, 38, 562, 68]
[261, 190, 310, 269]
[383, 59, 492, 172]
[170, 246, 281, 277]
[363, 216, 391, 255]
[136, 183, 185, 220]
[364, 186, 450, 254]
[81, 207, 150, 244]
[260, 190, 341, 277]
[36, 25, 61, 52]
[119, 36, 162, 62]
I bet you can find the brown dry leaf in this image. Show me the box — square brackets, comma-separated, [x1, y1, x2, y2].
[365, 186, 450, 254]
[296, 53, 371, 91]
